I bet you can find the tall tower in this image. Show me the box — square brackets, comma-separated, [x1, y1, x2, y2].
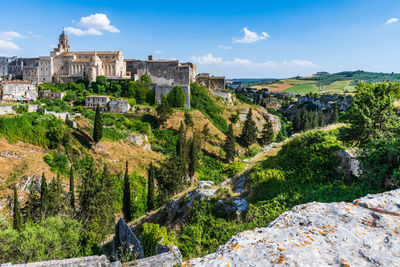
[57, 30, 70, 53]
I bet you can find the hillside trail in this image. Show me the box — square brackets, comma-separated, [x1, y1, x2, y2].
[103, 123, 347, 245]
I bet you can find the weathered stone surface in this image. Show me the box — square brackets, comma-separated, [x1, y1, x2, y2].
[126, 134, 151, 151]
[113, 218, 144, 261]
[233, 198, 248, 212]
[198, 180, 214, 189]
[8, 255, 114, 267]
[335, 148, 361, 178]
[129, 245, 182, 267]
[183, 189, 400, 266]
[234, 175, 246, 194]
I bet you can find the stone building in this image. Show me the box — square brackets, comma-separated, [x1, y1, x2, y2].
[108, 99, 130, 113]
[85, 96, 110, 111]
[38, 90, 66, 100]
[196, 73, 226, 91]
[125, 55, 196, 109]
[0, 81, 37, 102]
[0, 56, 17, 76]
[21, 31, 129, 83]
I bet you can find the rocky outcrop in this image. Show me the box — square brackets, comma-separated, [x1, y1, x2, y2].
[3, 255, 119, 267]
[126, 134, 151, 151]
[335, 149, 361, 178]
[113, 218, 144, 261]
[131, 245, 182, 267]
[183, 189, 400, 266]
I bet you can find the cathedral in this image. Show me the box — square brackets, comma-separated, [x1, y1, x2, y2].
[23, 31, 129, 83]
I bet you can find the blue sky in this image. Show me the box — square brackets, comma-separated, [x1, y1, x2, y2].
[1, 0, 400, 78]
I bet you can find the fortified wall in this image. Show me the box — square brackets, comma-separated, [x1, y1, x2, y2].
[125, 56, 196, 109]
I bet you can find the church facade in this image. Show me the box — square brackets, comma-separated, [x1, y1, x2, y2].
[23, 31, 129, 83]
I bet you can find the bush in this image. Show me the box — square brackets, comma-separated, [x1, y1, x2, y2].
[167, 86, 186, 108]
[0, 215, 82, 264]
[12, 105, 28, 114]
[197, 156, 226, 184]
[43, 153, 69, 175]
[224, 162, 245, 177]
[141, 223, 174, 257]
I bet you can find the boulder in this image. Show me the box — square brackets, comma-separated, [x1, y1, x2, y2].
[233, 198, 248, 212]
[126, 134, 151, 151]
[113, 218, 144, 261]
[183, 188, 400, 266]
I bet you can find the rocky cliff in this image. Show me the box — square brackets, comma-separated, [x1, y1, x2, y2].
[183, 189, 400, 266]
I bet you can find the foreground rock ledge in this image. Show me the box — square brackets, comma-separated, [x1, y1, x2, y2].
[183, 189, 400, 267]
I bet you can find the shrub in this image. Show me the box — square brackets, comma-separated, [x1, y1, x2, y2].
[141, 223, 174, 257]
[43, 153, 69, 175]
[197, 156, 226, 184]
[167, 86, 186, 108]
[224, 162, 245, 177]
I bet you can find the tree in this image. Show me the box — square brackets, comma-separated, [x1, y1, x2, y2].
[122, 160, 132, 222]
[201, 123, 211, 147]
[13, 187, 23, 231]
[224, 124, 237, 163]
[293, 109, 301, 132]
[79, 157, 98, 225]
[240, 108, 258, 148]
[348, 82, 400, 144]
[188, 137, 199, 181]
[167, 86, 186, 108]
[331, 103, 339, 123]
[93, 104, 103, 143]
[260, 120, 275, 146]
[69, 166, 75, 210]
[147, 163, 156, 211]
[156, 95, 173, 127]
[140, 74, 152, 84]
[39, 173, 48, 217]
[176, 122, 188, 179]
[25, 181, 40, 222]
[184, 111, 194, 128]
[312, 111, 319, 129]
[318, 112, 325, 127]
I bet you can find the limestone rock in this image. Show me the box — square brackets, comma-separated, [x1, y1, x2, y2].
[233, 198, 248, 213]
[335, 149, 361, 178]
[183, 189, 400, 266]
[234, 175, 246, 194]
[198, 180, 214, 189]
[8, 255, 114, 267]
[133, 245, 182, 267]
[126, 134, 151, 151]
[187, 182, 217, 207]
[113, 218, 144, 261]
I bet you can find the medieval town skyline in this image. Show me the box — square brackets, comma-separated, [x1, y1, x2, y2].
[2, 0, 400, 78]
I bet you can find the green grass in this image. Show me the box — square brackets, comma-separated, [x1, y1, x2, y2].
[283, 83, 319, 94]
[322, 81, 356, 93]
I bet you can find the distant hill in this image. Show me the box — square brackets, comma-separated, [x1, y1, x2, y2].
[242, 71, 400, 94]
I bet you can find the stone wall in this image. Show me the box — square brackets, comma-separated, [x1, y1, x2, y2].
[131, 246, 182, 267]
[3, 255, 119, 267]
[113, 218, 144, 261]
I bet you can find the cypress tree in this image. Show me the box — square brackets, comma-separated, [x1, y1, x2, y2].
[155, 95, 173, 126]
[176, 122, 188, 179]
[318, 112, 325, 127]
[39, 172, 48, 217]
[184, 111, 194, 128]
[300, 107, 307, 131]
[293, 108, 301, 131]
[240, 108, 258, 148]
[122, 160, 132, 222]
[201, 123, 211, 148]
[93, 104, 103, 143]
[188, 137, 199, 180]
[260, 120, 275, 146]
[312, 111, 319, 129]
[79, 157, 98, 225]
[98, 164, 116, 235]
[147, 163, 155, 211]
[13, 186, 23, 231]
[224, 124, 237, 163]
[332, 103, 339, 122]
[69, 166, 75, 210]
[25, 181, 40, 222]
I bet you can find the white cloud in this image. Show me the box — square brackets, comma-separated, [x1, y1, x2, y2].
[65, 27, 102, 36]
[0, 31, 24, 41]
[233, 27, 270, 44]
[385, 18, 399, 25]
[78, 13, 120, 33]
[218, 44, 232, 50]
[0, 40, 20, 50]
[27, 31, 42, 38]
[0, 31, 24, 51]
[153, 50, 163, 54]
[191, 53, 317, 69]
[65, 13, 120, 36]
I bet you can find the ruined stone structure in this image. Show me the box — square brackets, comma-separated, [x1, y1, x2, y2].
[85, 96, 130, 113]
[0, 81, 37, 102]
[184, 188, 400, 266]
[125, 56, 196, 109]
[196, 73, 226, 91]
[21, 31, 129, 83]
[38, 89, 66, 100]
[0, 56, 17, 76]
[85, 96, 110, 111]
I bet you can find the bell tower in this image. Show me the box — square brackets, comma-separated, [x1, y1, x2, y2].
[57, 30, 70, 53]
